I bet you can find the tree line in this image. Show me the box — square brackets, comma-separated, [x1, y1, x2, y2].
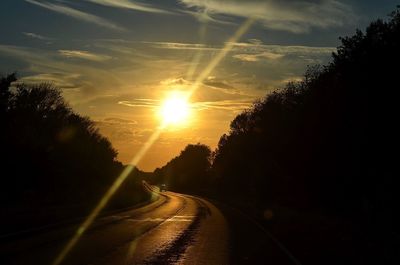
[0, 77, 149, 234]
[151, 7, 399, 264]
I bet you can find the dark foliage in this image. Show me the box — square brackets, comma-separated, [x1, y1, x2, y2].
[0, 79, 149, 234]
[209, 8, 399, 264]
[212, 7, 399, 213]
[152, 144, 212, 193]
[153, 8, 400, 264]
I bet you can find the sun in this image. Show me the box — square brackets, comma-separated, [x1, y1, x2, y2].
[159, 93, 190, 126]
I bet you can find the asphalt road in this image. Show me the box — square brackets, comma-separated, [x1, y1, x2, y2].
[0, 189, 295, 265]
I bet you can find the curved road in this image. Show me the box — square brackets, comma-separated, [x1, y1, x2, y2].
[1, 187, 295, 265]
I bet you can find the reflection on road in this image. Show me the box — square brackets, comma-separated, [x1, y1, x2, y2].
[1, 191, 229, 265]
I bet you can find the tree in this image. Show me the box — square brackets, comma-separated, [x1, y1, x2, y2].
[0, 79, 120, 206]
[212, 7, 399, 215]
[0, 73, 16, 114]
[153, 143, 212, 192]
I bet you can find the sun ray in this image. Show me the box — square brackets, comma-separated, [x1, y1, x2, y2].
[52, 128, 163, 265]
[52, 17, 255, 265]
[186, 17, 255, 99]
[185, 22, 208, 81]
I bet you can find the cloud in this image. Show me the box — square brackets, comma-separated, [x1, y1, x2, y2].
[160, 77, 189, 86]
[22, 32, 52, 40]
[94, 117, 140, 144]
[233, 51, 284, 62]
[118, 99, 160, 108]
[194, 99, 253, 111]
[0, 44, 121, 98]
[25, 0, 125, 31]
[85, 0, 174, 14]
[179, 0, 356, 33]
[141, 40, 335, 56]
[229, 40, 334, 62]
[20, 72, 82, 89]
[231, 41, 336, 55]
[116, 89, 252, 113]
[142, 41, 219, 51]
[183, 9, 235, 24]
[102, 117, 138, 125]
[58, 50, 112, 61]
[202, 79, 246, 96]
[140, 40, 334, 65]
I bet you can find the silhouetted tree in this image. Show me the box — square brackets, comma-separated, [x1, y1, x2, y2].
[0, 73, 16, 114]
[0, 78, 150, 234]
[211, 6, 399, 212]
[153, 143, 212, 192]
[144, 8, 400, 264]
[207, 8, 399, 264]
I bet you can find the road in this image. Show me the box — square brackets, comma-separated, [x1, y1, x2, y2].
[0, 187, 295, 265]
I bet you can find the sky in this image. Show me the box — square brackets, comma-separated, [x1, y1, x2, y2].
[0, 0, 397, 171]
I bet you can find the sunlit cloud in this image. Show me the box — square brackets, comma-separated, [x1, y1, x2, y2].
[202, 79, 244, 95]
[95, 117, 140, 144]
[231, 41, 336, 55]
[101, 117, 138, 125]
[0, 38, 334, 105]
[194, 99, 253, 111]
[86, 0, 174, 14]
[58, 50, 112, 62]
[183, 9, 235, 25]
[160, 77, 189, 86]
[116, 88, 252, 112]
[25, 0, 125, 31]
[179, 0, 356, 33]
[233, 52, 284, 62]
[0, 44, 122, 100]
[142, 41, 219, 51]
[118, 99, 160, 108]
[141, 40, 335, 57]
[117, 92, 253, 113]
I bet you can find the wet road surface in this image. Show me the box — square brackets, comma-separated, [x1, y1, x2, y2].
[0, 189, 295, 265]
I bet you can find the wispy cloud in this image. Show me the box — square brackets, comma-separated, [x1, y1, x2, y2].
[20, 73, 82, 89]
[194, 99, 253, 111]
[142, 40, 335, 62]
[179, 0, 356, 33]
[142, 41, 219, 51]
[183, 9, 235, 24]
[117, 97, 252, 113]
[22, 32, 52, 40]
[58, 50, 112, 61]
[94, 117, 141, 144]
[86, 0, 174, 14]
[25, 0, 125, 31]
[228, 40, 335, 63]
[118, 99, 160, 108]
[101, 117, 138, 125]
[0, 44, 120, 97]
[230, 41, 336, 54]
[233, 51, 284, 62]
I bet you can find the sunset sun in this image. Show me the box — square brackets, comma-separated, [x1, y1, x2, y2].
[159, 93, 190, 126]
